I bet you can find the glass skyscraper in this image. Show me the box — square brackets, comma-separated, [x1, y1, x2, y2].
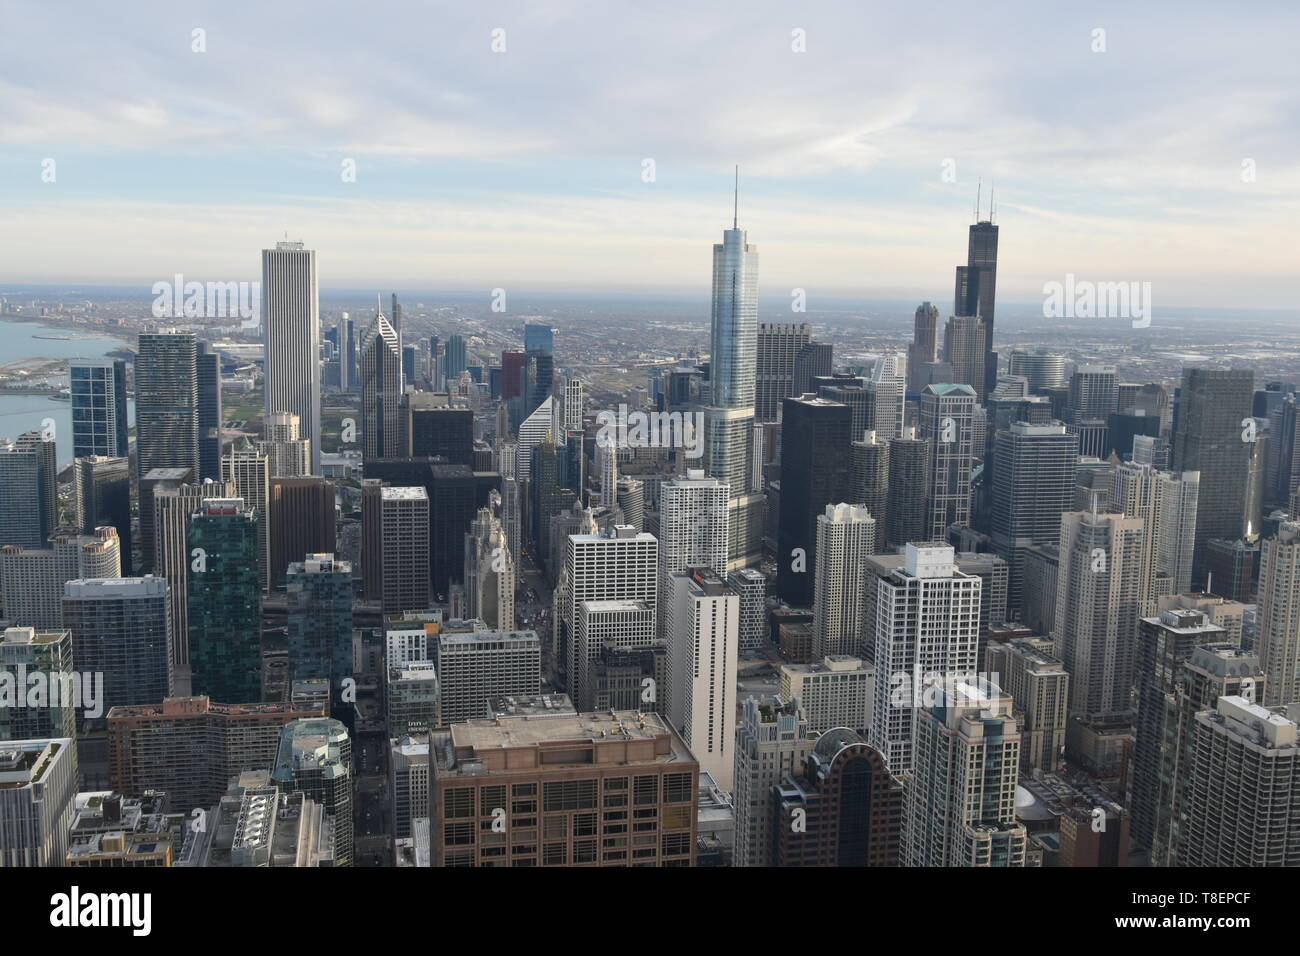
[69, 358, 129, 459]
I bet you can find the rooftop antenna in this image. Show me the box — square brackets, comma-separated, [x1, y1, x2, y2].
[733, 165, 739, 229]
[1205, 571, 1213, 595]
[975, 179, 981, 223]
[989, 183, 996, 223]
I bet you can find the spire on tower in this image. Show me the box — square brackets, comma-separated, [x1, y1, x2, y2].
[733, 165, 739, 229]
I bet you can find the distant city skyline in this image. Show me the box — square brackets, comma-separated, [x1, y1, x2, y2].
[1, 2, 1298, 307]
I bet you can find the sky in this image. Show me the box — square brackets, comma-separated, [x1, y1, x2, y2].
[1, 0, 1298, 308]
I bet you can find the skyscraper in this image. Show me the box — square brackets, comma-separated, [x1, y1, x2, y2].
[271, 718, 353, 867]
[1257, 521, 1300, 706]
[523, 322, 553, 356]
[69, 358, 129, 459]
[1053, 509, 1149, 720]
[943, 315, 987, 403]
[0, 527, 121, 630]
[777, 395, 852, 607]
[187, 498, 262, 703]
[732, 695, 815, 867]
[73, 456, 132, 573]
[989, 422, 1079, 618]
[222, 440, 271, 594]
[197, 341, 224, 481]
[919, 383, 977, 541]
[361, 306, 403, 462]
[755, 322, 811, 422]
[907, 302, 940, 395]
[259, 411, 312, 478]
[136, 331, 199, 479]
[664, 567, 738, 790]
[886, 427, 930, 549]
[0, 738, 78, 867]
[0, 436, 55, 550]
[904, 679, 1026, 867]
[1111, 462, 1200, 596]
[262, 240, 321, 474]
[1172, 367, 1254, 581]
[850, 430, 890, 531]
[953, 210, 999, 398]
[366, 486, 429, 617]
[812, 503, 876, 659]
[0, 626, 76, 741]
[869, 544, 982, 774]
[285, 554, 353, 703]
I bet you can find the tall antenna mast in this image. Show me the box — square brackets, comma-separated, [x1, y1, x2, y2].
[975, 179, 981, 223]
[733, 165, 739, 229]
[989, 183, 996, 223]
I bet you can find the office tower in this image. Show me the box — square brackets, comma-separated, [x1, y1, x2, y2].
[984, 637, 1069, 772]
[886, 427, 930, 549]
[1112, 463, 1200, 596]
[866, 353, 906, 440]
[780, 655, 874, 735]
[1258, 522, 1300, 705]
[501, 349, 525, 402]
[1173, 368, 1254, 580]
[69, 357, 129, 458]
[0, 436, 48, 550]
[407, 395, 473, 465]
[338, 313, 357, 392]
[732, 696, 815, 867]
[556, 524, 658, 702]
[440, 333, 466, 380]
[1008, 350, 1066, 393]
[262, 241, 321, 473]
[271, 718, 353, 866]
[1130, 607, 1228, 852]
[953, 209, 999, 396]
[361, 306, 402, 461]
[1067, 365, 1119, 422]
[521, 350, 554, 419]
[1266, 393, 1300, 506]
[812, 503, 875, 659]
[258, 411, 311, 477]
[574, 600, 655, 710]
[515, 395, 553, 480]
[151, 477, 234, 685]
[222, 441, 271, 593]
[563, 376, 584, 431]
[463, 504, 515, 631]
[616, 478, 645, 531]
[1107, 409, 1162, 461]
[869, 545, 981, 773]
[73, 456, 132, 572]
[429, 710, 697, 867]
[658, 470, 730, 580]
[187, 499, 262, 704]
[756, 322, 811, 422]
[704, 198, 765, 569]
[428, 464, 478, 599]
[137, 466, 192, 578]
[106, 695, 325, 811]
[907, 302, 940, 394]
[771, 728, 903, 866]
[1054, 509, 1149, 720]
[777, 395, 852, 607]
[662, 568, 737, 789]
[905, 679, 1025, 867]
[727, 567, 767, 653]
[0, 626, 76, 741]
[0, 738, 77, 867]
[390, 734, 429, 842]
[530, 438, 576, 572]
[63, 576, 172, 716]
[402, 344, 418, 385]
[269, 477, 336, 592]
[136, 331, 200, 479]
[1145, 643, 1263, 866]
[943, 315, 987, 402]
[819, 383, 871, 441]
[990, 422, 1079, 618]
[0, 527, 121, 629]
[597, 438, 619, 509]
[387, 656, 438, 736]
[434, 625, 542, 725]
[196, 340, 223, 481]
[285, 554, 352, 701]
[523, 322, 553, 356]
[590, 643, 665, 713]
[1179, 696, 1300, 866]
[366, 487, 429, 616]
[919, 384, 977, 541]
[791, 342, 832, 398]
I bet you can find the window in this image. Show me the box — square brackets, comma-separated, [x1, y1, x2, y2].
[444, 788, 474, 819]
[633, 775, 659, 806]
[664, 773, 693, 803]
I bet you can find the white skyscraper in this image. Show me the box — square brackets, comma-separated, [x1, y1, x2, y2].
[732, 696, 815, 867]
[904, 679, 1027, 867]
[870, 544, 982, 774]
[563, 377, 584, 432]
[812, 503, 876, 659]
[261, 241, 321, 474]
[866, 353, 906, 440]
[1112, 462, 1199, 597]
[1258, 522, 1300, 706]
[515, 396, 554, 482]
[361, 307, 402, 461]
[463, 503, 516, 632]
[664, 567, 738, 791]
[597, 439, 619, 510]
[1053, 509, 1149, 719]
[554, 524, 658, 707]
[258, 412, 312, 478]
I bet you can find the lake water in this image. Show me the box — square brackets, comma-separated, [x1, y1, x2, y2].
[0, 319, 135, 466]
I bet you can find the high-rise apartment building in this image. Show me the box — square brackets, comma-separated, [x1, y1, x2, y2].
[259, 411, 312, 478]
[756, 322, 811, 422]
[0, 527, 121, 630]
[69, 357, 129, 458]
[1258, 521, 1300, 706]
[0, 738, 78, 867]
[271, 718, 353, 867]
[136, 331, 200, 480]
[434, 624, 542, 725]
[919, 384, 977, 541]
[907, 302, 940, 395]
[732, 696, 816, 867]
[196, 340, 224, 481]
[812, 503, 875, 659]
[285, 554, 352, 698]
[365, 486, 430, 616]
[780, 655, 874, 735]
[73, 456, 132, 572]
[983, 636, 1069, 772]
[0, 626, 76, 741]
[886, 427, 930, 549]
[223, 440, 272, 593]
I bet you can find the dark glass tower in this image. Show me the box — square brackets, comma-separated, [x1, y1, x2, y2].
[196, 341, 223, 481]
[187, 498, 262, 703]
[70, 358, 129, 459]
[954, 207, 999, 398]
